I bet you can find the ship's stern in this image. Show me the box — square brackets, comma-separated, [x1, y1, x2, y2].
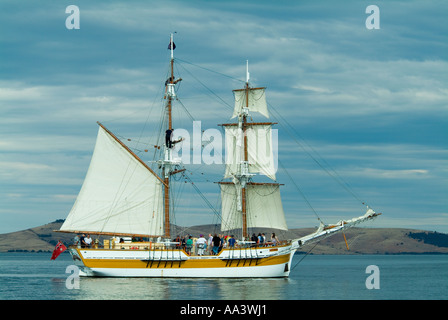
[67, 247, 94, 276]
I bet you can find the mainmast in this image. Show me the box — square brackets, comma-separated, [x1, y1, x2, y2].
[227, 60, 255, 240]
[219, 61, 286, 238]
[240, 60, 251, 239]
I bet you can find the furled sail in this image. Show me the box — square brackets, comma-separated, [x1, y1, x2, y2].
[60, 125, 164, 236]
[220, 183, 287, 231]
[232, 88, 269, 119]
[224, 124, 276, 180]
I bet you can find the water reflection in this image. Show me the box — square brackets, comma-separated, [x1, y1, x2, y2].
[2, 253, 446, 300]
[71, 276, 290, 300]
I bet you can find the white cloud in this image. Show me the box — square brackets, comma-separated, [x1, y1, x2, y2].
[355, 168, 429, 179]
[0, 0, 447, 234]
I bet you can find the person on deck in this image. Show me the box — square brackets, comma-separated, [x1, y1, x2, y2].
[73, 234, 80, 248]
[271, 233, 279, 246]
[196, 234, 207, 256]
[212, 234, 221, 255]
[228, 235, 236, 248]
[84, 234, 92, 248]
[186, 236, 193, 255]
[181, 236, 186, 249]
[251, 233, 258, 247]
[174, 235, 181, 248]
[258, 233, 264, 246]
[80, 234, 86, 248]
[206, 234, 212, 255]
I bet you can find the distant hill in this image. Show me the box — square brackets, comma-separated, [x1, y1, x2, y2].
[0, 220, 447, 254]
[0, 220, 74, 253]
[293, 227, 448, 255]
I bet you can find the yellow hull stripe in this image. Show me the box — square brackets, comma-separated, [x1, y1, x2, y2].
[77, 252, 290, 269]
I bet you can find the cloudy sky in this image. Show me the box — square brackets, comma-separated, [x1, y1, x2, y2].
[1, 0, 447, 234]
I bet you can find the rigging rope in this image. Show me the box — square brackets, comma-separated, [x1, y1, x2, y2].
[145, 57, 372, 240]
[291, 241, 319, 272]
[278, 158, 323, 223]
[176, 58, 246, 84]
[176, 58, 367, 211]
[176, 59, 234, 111]
[181, 170, 233, 231]
[268, 102, 366, 207]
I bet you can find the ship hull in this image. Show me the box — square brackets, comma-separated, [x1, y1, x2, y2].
[68, 245, 296, 278]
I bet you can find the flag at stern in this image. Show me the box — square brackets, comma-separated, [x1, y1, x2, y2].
[50, 241, 67, 260]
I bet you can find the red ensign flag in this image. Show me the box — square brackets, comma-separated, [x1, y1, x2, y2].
[50, 241, 67, 260]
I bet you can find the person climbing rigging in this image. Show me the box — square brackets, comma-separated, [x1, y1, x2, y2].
[165, 128, 185, 149]
[166, 129, 173, 148]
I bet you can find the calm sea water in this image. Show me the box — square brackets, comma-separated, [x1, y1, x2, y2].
[0, 252, 447, 300]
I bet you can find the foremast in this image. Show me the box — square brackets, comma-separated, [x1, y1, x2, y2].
[58, 34, 184, 239]
[160, 33, 183, 238]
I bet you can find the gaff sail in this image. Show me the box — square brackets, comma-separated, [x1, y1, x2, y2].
[60, 124, 165, 236]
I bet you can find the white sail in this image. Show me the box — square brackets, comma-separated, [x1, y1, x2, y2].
[246, 125, 276, 180]
[232, 88, 269, 119]
[223, 126, 243, 180]
[60, 125, 164, 236]
[220, 183, 287, 231]
[224, 124, 276, 180]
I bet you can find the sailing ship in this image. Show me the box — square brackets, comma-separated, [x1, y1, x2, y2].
[57, 34, 381, 277]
